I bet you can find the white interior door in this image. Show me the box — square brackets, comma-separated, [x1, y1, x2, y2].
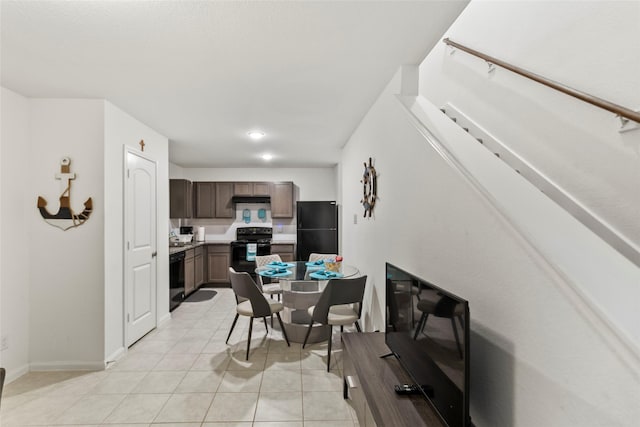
[125, 150, 157, 346]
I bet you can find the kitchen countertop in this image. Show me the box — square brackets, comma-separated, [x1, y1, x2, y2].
[169, 240, 232, 254]
[169, 239, 296, 254]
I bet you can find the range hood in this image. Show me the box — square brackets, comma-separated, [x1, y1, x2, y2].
[231, 195, 271, 204]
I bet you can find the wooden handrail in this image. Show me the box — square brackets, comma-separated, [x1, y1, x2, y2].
[443, 38, 640, 124]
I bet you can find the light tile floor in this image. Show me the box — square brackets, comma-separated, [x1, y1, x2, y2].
[0, 287, 359, 426]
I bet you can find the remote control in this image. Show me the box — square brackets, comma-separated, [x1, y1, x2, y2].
[394, 384, 421, 395]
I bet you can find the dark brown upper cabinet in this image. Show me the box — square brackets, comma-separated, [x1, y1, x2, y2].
[271, 182, 294, 218]
[169, 179, 192, 219]
[215, 182, 234, 218]
[233, 182, 271, 196]
[194, 182, 215, 218]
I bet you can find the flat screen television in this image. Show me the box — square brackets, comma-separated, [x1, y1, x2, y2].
[385, 263, 471, 427]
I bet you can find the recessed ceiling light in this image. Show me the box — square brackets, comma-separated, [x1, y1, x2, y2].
[248, 131, 265, 140]
[261, 153, 273, 161]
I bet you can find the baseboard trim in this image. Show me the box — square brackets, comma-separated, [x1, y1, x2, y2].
[4, 363, 30, 385]
[30, 360, 106, 372]
[158, 311, 172, 327]
[105, 346, 126, 366]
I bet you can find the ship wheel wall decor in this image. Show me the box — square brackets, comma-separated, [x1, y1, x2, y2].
[360, 157, 377, 217]
[37, 157, 93, 231]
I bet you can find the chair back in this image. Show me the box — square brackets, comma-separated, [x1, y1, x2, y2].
[228, 268, 272, 317]
[311, 276, 367, 324]
[255, 254, 283, 267]
[254, 254, 284, 286]
[308, 253, 337, 262]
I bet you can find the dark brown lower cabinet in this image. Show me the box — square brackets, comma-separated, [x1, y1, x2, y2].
[194, 246, 204, 287]
[184, 249, 195, 295]
[207, 244, 231, 284]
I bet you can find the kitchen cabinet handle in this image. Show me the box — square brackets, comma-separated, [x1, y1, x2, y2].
[151, 251, 157, 257]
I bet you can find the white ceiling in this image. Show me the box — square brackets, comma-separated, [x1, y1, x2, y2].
[1, 1, 468, 168]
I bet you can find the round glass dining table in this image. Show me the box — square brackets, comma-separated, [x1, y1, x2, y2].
[255, 261, 360, 343]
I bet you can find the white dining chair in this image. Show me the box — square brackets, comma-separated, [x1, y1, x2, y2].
[308, 253, 337, 263]
[254, 254, 284, 301]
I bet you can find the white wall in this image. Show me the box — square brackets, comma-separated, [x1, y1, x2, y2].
[168, 162, 186, 180]
[104, 102, 169, 361]
[420, 0, 640, 252]
[0, 88, 31, 380]
[340, 3, 640, 424]
[0, 92, 169, 379]
[28, 99, 106, 370]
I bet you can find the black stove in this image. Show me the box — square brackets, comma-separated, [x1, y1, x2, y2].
[233, 238, 272, 244]
[233, 227, 273, 243]
[231, 227, 272, 276]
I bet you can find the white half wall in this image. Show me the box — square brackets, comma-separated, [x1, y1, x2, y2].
[28, 99, 106, 370]
[104, 102, 169, 361]
[0, 88, 31, 380]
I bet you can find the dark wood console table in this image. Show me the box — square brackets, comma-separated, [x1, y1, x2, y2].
[342, 332, 446, 427]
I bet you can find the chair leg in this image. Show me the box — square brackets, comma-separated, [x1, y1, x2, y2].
[263, 317, 269, 332]
[302, 318, 314, 349]
[354, 321, 362, 332]
[327, 326, 333, 372]
[246, 317, 253, 361]
[421, 313, 430, 332]
[340, 325, 344, 333]
[275, 312, 290, 346]
[226, 313, 239, 344]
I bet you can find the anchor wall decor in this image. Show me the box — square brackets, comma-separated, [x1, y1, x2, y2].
[37, 157, 93, 230]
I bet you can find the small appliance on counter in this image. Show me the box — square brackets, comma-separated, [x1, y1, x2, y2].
[196, 226, 206, 242]
[170, 226, 194, 246]
[178, 226, 194, 244]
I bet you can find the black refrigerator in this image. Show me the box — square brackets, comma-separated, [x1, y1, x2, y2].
[296, 201, 338, 261]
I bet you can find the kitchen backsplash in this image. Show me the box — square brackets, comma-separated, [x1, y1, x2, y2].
[169, 203, 296, 241]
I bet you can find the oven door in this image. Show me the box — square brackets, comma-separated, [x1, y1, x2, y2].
[231, 241, 271, 276]
[169, 251, 185, 311]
